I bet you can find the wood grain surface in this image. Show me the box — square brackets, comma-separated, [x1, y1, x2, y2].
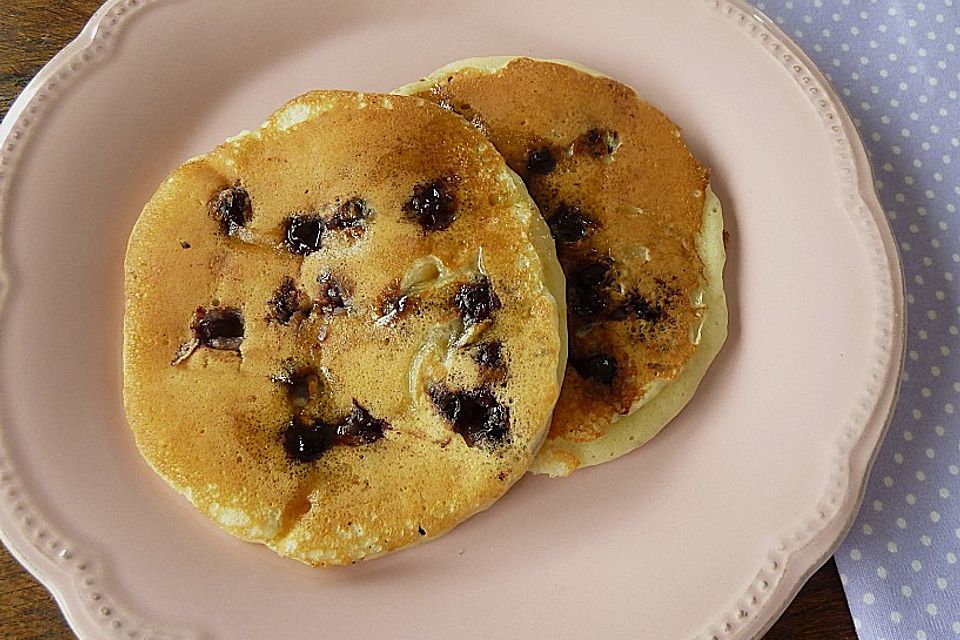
[0, 2, 858, 639]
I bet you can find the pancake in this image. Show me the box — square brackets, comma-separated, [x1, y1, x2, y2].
[397, 57, 727, 476]
[123, 90, 566, 565]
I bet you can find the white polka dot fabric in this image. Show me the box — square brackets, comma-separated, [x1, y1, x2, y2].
[748, 1, 959, 637]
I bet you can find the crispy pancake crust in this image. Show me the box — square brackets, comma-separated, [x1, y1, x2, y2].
[123, 90, 565, 564]
[397, 57, 727, 476]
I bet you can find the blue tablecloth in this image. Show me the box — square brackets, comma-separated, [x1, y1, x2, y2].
[747, 1, 960, 638]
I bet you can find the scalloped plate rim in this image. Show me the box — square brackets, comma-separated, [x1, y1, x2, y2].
[0, 1, 143, 635]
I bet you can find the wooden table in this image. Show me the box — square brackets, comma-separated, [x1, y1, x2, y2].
[0, 2, 858, 638]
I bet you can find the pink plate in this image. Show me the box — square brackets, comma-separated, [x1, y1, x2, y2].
[0, 1, 904, 638]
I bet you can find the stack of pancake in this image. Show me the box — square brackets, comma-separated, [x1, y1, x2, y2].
[123, 57, 727, 566]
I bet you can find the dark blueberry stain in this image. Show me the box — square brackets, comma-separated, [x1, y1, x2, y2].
[473, 341, 504, 370]
[418, 526, 427, 536]
[336, 400, 389, 445]
[575, 128, 620, 158]
[547, 204, 596, 245]
[454, 276, 501, 325]
[282, 401, 389, 463]
[653, 276, 683, 305]
[326, 198, 371, 233]
[403, 179, 457, 231]
[267, 277, 311, 325]
[571, 354, 618, 385]
[567, 258, 613, 320]
[192, 307, 244, 350]
[316, 273, 350, 314]
[428, 384, 510, 448]
[617, 294, 663, 323]
[527, 147, 556, 175]
[180, 241, 191, 249]
[283, 416, 334, 463]
[212, 186, 252, 236]
[284, 215, 324, 255]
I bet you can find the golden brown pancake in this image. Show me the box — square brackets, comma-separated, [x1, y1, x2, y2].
[397, 57, 727, 476]
[123, 90, 566, 564]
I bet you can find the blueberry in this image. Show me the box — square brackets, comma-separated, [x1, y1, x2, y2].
[327, 198, 371, 233]
[283, 416, 333, 463]
[192, 307, 244, 350]
[568, 259, 613, 320]
[547, 204, 596, 245]
[527, 147, 556, 175]
[212, 186, 252, 235]
[336, 400, 389, 445]
[616, 294, 663, 323]
[473, 341, 504, 369]
[316, 273, 350, 314]
[454, 276, 501, 325]
[429, 384, 509, 448]
[267, 277, 311, 324]
[571, 354, 618, 385]
[404, 179, 457, 231]
[281, 400, 388, 462]
[284, 215, 324, 255]
[574, 128, 620, 158]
